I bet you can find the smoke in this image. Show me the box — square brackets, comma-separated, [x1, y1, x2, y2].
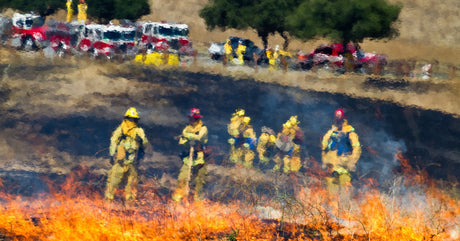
[255, 84, 411, 190]
[358, 130, 407, 186]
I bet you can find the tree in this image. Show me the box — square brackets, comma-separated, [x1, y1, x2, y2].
[199, 0, 301, 49]
[286, 0, 401, 47]
[0, 0, 63, 16]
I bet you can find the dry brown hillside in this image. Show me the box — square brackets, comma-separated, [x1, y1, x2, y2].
[142, 0, 459, 64]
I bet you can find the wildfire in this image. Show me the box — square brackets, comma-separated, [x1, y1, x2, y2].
[0, 155, 458, 240]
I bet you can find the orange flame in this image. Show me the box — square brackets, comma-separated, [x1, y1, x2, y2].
[0, 158, 458, 240]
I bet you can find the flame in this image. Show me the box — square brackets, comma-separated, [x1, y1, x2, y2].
[0, 156, 458, 240]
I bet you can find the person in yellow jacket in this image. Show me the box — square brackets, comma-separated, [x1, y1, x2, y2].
[256, 126, 277, 166]
[172, 108, 209, 202]
[105, 107, 149, 202]
[321, 108, 361, 194]
[224, 39, 233, 64]
[66, 0, 73, 22]
[273, 116, 304, 173]
[77, 0, 88, 24]
[236, 40, 246, 65]
[266, 47, 278, 70]
[228, 109, 257, 168]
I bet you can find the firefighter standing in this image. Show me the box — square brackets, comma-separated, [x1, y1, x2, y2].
[266, 47, 278, 70]
[172, 108, 209, 202]
[228, 109, 257, 168]
[256, 126, 277, 166]
[224, 39, 233, 65]
[273, 116, 304, 173]
[321, 108, 361, 194]
[77, 0, 88, 24]
[66, 0, 73, 22]
[105, 107, 149, 202]
[236, 40, 246, 65]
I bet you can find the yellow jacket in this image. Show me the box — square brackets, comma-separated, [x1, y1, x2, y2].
[224, 41, 232, 55]
[179, 120, 208, 147]
[236, 44, 246, 55]
[228, 116, 243, 137]
[77, 3, 88, 23]
[110, 119, 148, 164]
[321, 120, 361, 172]
[66, 1, 73, 22]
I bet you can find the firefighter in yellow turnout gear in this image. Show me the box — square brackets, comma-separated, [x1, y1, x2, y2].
[77, 0, 88, 24]
[266, 46, 279, 70]
[172, 108, 208, 202]
[273, 116, 304, 173]
[321, 109, 361, 194]
[228, 109, 257, 168]
[105, 107, 149, 201]
[236, 40, 246, 65]
[66, 0, 73, 22]
[224, 39, 233, 64]
[257, 126, 277, 165]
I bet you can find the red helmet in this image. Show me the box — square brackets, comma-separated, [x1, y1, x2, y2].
[334, 108, 345, 121]
[188, 108, 203, 119]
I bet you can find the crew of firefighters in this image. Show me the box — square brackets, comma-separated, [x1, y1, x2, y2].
[107, 106, 361, 203]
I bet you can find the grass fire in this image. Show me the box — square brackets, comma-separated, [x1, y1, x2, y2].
[0, 153, 458, 240]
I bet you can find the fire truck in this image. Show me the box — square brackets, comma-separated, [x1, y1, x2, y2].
[10, 13, 48, 50]
[137, 21, 192, 55]
[77, 24, 137, 59]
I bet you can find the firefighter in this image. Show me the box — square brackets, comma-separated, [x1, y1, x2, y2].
[256, 126, 277, 166]
[77, 0, 88, 24]
[105, 107, 149, 202]
[236, 40, 246, 65]
[266, 47, 277, 70]
[66, 0, 73, 22]
[321, 108, 361, 194]
[228, 109, 257, 168]
[172, 108, 209, 202]
[273, 116, 304, 173]
[224, 38, 233, 64]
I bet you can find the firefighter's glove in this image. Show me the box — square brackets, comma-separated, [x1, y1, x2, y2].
[109, 146, 116, 157]
[228, 138, 235, 145]
[243, 143, 250, 149]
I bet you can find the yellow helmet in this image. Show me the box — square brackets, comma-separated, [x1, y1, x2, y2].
[242, 116, 251, 125]
[289, 115, 299, 126]
[233, 108, 245, 117]
[124, 107, 139, 119]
